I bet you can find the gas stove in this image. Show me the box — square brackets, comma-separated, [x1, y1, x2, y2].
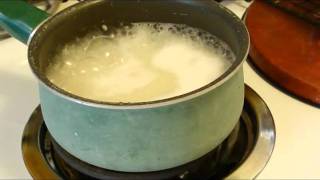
[1, 1, 320, 179]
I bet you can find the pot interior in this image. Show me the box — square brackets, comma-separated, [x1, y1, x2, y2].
[28, 0, 249, 105]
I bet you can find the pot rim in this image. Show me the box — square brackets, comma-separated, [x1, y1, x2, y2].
[28, 0, 250, 109]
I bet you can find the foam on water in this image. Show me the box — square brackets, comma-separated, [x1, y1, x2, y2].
[46, 23, 235, 102]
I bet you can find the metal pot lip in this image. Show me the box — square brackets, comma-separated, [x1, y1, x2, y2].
[28, 0, 250, 110]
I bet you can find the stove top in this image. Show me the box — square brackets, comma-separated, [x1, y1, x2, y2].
[21, 85, 275, 180]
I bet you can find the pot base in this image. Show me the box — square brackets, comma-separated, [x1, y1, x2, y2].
[22, 85, 275, 179]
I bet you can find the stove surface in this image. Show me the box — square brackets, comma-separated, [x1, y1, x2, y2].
[1, 1, 320, 179]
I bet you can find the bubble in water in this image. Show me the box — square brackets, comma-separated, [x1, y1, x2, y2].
[65, 61, 72, 66]
[102, 24, 108, 31]
[92, 67, 99, 71]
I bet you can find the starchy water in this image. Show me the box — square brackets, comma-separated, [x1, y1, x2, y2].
[46, 23, 235, 102]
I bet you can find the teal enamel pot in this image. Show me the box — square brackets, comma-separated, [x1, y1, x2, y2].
[0, 0, 249, 172]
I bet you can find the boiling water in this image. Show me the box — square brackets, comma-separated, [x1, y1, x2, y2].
[46, 23, 235, 102]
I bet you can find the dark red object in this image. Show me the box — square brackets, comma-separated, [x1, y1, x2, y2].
[246, 0, 320, 105]
[265, 0, 320, 25]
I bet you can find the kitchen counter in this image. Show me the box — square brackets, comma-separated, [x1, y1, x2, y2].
[0, 1, 319, 179]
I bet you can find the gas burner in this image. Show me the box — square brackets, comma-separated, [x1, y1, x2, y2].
[0, 0, 60, 40]
[22, 85, 275, 180]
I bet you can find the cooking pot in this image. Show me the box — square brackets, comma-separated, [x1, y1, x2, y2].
[0, 0, 249, 172]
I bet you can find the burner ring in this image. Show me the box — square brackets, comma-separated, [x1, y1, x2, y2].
[225, 86, 276, 179]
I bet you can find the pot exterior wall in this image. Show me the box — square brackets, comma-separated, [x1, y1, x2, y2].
[39, 68, 244, 172]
